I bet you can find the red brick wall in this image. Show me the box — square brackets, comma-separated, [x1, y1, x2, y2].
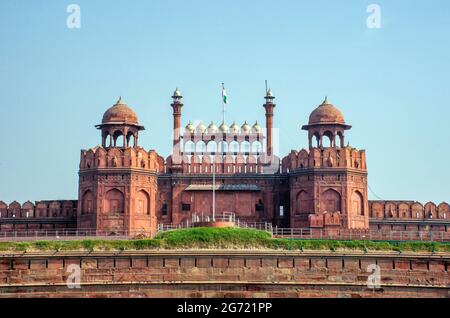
[0, 251, 448, 298]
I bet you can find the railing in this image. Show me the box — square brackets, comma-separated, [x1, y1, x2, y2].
[271, 227, 450, 242]
[0, 224, 448, 243]
[191, 212, 236, 223]
[0, 229, 153, 242]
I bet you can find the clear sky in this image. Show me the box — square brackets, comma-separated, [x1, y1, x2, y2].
[0, 0, 449, 204]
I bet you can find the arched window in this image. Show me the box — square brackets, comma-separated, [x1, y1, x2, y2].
[104, 189, 124, 214]
[196, 141, 206, 154]
[126, 132, 135, 147]
[229, 141, 239, 154]
[351, 191, 364, 216]
[296, 191, 310, 215]
[320, 189, 341, 213]
[184, 141, 195, 153]
[218, 141, 228, 153]
[322, 131, 333, 148]
[241, 141, 250, 154]
[136, 190, 150, 215]
[103, 131, 111, 147]
[113, 131, 124, 147]
[312, 133, 320, 148]
[251, 141, 263, 154]
[206, 141, 217, 154]
[82, 190, 94, 214]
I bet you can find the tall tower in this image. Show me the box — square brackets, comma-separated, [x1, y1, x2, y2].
[77, 97, 159, 237]
[170, 88, 183, 171]
[263, 89, 276, 160]
[287, 98, 369, 230]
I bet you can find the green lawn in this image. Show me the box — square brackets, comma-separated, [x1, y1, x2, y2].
[0, 227, 449, 253]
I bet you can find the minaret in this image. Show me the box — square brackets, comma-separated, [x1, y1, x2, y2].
[263, 89, 276, 158]
[171, 88, 183, 167]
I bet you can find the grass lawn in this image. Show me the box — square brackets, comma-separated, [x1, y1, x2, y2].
[0, 227, 449, 253]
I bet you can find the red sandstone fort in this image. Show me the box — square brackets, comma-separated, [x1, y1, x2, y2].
[0, 90, 448, 237]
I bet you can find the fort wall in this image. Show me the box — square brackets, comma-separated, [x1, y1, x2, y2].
[0, 251, 448, 298]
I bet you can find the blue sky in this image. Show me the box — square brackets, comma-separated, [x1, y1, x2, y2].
[0, 0, 449, 203]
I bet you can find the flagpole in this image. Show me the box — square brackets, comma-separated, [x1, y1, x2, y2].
[212, 156, 216, 222]
[221, 82, 225, 124]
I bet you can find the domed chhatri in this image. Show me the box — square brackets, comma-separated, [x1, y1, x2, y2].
[96, 97, 145, 149]
[302, 97, 352, 149]
[102, 97, 140, 125]
[308, 97, 346, 125]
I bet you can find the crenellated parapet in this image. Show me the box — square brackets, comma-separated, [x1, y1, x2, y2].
[369, 200, 450, 220]
[282, 146, 367, 173]
[309, 212, 341, 228]
[0, 200, 77, 219]
[79, 146, 163, 173]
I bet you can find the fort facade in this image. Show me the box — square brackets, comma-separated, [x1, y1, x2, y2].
[0, 90, 448, 236]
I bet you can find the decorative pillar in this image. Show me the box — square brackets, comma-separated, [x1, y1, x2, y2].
[171, 88, 184, 168]
[123, 128, 128, 148]
[263, 89, 276, 158]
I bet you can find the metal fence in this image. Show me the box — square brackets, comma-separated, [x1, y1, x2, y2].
[271, 227, 450, 242]
[0, 229, 153, 242]
[0, 224, 448, 242]
[191, 212, 236, 223]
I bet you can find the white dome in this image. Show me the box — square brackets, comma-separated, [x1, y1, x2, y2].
[185, 121, 195, 133]
[230, 121, 240, 133]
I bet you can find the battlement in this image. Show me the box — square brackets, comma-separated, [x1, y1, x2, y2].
[369, 200, 450, 220]
[281, 146, 367, 173]
[0, 200, 77, 219]
[79, 146, 164, 173]
[309, 212, 341, 228]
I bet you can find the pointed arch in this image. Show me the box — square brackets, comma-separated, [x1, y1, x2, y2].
[184, 140, 195, 153]
[206, 141, 217, 154]
[82, 190, 95, 214]
[136, 190, 150, 215]
[296, 190, 311, 215]
[320, 189, 341, 213]
[351, 191, 364, 216]
[195, 140, 206, 154]
[104, 188, 124, 214]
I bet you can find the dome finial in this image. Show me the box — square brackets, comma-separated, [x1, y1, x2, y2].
[172, 87, 183, 101]
[116, 96, 124, 104]
[322, 96, 330, 105]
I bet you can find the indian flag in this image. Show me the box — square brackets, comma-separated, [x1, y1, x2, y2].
[222, 83, 228, 104]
